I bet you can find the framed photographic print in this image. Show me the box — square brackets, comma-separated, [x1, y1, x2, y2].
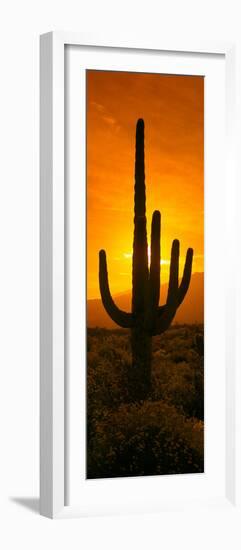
[40, 32, 240, 518]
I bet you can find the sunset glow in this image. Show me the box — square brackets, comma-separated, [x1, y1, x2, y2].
[87, 71, 204, 300]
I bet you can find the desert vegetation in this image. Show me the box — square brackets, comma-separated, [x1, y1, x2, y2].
[87, 324, 204, 479]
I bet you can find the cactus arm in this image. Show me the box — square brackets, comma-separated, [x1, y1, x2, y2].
[152, 244, 193, 336]
[149, 210, 161, 309]
[151, 306, 177, 336]
[178, 247, 193, 305]
[99, 250, 133, 328]
[151, 240, 179, 335]
[167, 239, 180, 306]
[132, 118, 149, 314]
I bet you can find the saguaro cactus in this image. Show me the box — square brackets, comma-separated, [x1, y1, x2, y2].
[99, 119, 193, 400]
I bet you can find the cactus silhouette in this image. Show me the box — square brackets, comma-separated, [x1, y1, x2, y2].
[99, 119, 193, 400]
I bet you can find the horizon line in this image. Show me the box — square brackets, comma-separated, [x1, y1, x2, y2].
[87, 270, 204, 302]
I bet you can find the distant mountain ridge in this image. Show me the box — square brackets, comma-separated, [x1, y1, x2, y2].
[87, 272, 204, 328]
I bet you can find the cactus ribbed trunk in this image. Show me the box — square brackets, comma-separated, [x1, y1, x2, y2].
[131, 119, 151, 399]
[130, 327, 152, 400]
[99, 118, 193, 402]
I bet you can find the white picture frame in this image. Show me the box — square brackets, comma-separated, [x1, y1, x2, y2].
[40, 31, 239, 519]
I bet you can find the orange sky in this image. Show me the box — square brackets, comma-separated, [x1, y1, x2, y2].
[87, 70, 204, 300]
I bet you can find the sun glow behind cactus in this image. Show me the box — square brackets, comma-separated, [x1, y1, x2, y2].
[87, 71, 204, 300]
[124, 248, 170, 269]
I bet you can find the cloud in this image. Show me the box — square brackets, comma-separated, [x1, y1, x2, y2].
[102, 115, 117, 126]
[90, 101, 105, 113]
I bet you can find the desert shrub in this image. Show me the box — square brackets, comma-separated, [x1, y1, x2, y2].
[87, 325, 204, 476]
[87, 400, 204, 479]
[152, 352, 204, 420]
[87, 332, 132, 441]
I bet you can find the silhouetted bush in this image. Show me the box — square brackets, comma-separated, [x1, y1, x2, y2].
[87, 324, 204, 477]
[88, 400, 203, 478]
